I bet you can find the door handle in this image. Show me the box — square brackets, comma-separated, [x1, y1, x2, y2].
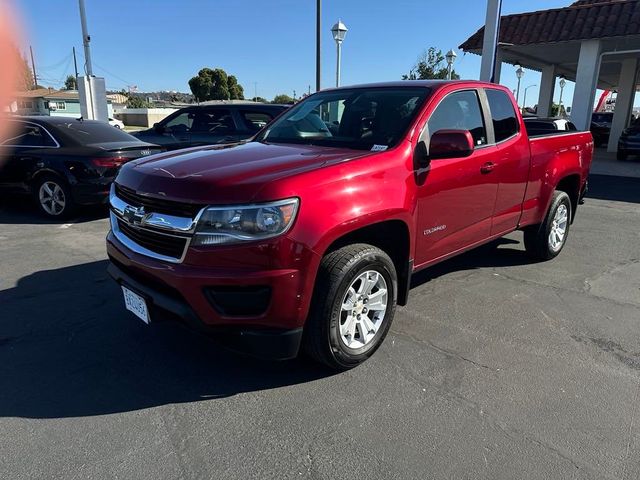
[480, 162, 496, 174]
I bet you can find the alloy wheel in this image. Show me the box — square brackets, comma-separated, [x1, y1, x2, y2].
[39, 181, 66, 216]
[548, 203, 568, 252]
[339, 270, 388, 349]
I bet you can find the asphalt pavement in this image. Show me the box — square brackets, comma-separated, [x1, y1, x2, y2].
[1, 174, 639, 480]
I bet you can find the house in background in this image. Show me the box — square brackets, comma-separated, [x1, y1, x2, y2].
[7, 88, 113, 118]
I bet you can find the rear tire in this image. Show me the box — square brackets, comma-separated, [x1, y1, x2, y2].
[617, 150, 627, 161]
[33, 175, 75, 219]
[303, 244, 397, 370]
[523, 190, 571, 261]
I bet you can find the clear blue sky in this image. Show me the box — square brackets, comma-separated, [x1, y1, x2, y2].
[15, 0, 578, 104]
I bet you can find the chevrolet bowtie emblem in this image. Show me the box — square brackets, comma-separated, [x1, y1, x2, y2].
[123, 205, 145, 225]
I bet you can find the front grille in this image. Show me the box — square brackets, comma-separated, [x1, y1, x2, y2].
[115, 184, 202, 218]
[117, 219, 188, 260]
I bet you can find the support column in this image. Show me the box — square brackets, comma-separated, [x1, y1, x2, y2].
[494, 49, 503, 84]
[537, 65, 556, 117]
[607, 57, 638, 152]
[480, 0, 502, 82]
[570, 40, 602, 131]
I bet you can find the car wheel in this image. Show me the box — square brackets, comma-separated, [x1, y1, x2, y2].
[523, 190, 571, 261]
[34, 175, 75, 219]
[303, 244, 397, 370]
[617, 150, 627, 161]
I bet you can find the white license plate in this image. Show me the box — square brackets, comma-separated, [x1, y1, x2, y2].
[122, 286, 150, 324]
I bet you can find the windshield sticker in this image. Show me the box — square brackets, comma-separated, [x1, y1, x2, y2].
[371, 144, 388, 152]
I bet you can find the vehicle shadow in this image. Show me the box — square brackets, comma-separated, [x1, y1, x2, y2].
[0, 260, 331, 419]
[587, 174, 640, 204]
[0, 195, 109, 225]
[409, 237, 534, 288]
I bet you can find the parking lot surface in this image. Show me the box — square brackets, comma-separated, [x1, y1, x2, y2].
[1, 174, 639, 480]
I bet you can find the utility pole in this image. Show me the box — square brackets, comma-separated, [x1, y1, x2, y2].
[315, 0, 321, 92]
[78, 0, 93, 75]
[72, 47, 79, 78]
[29, 46, 37, 87]
[254, 82, 258, 100]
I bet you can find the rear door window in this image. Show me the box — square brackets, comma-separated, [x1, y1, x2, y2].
[1, 122, 57, 147]
[486, 89, 519, 142]
[428, 90, 487, 146]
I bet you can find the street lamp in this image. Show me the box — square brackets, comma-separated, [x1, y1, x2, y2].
[445, 49, 457, 80]
[331, 19, 348, 87]
[515, 65, 524, 110]
[523, 84, 537, 115]
[558, 76, 567, 118]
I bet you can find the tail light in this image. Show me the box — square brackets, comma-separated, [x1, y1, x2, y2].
[91, 157, 128, 168]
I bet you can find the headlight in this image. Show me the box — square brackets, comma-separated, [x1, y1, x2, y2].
[192, 198, 299, 246]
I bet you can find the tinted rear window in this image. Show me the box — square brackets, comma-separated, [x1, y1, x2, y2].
[55, 120, 137, 144]
[592, 113, 613, 123]
[486, 89, 519, 142]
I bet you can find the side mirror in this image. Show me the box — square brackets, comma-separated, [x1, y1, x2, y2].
[153, 123, 165, 134]
[429, 129, 475, 160]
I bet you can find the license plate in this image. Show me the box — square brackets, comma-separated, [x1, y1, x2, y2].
[122, 286, 150, 324]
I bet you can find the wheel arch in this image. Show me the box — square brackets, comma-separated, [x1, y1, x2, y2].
[321, 219, 412, 306]
[555, 173, 581, 223]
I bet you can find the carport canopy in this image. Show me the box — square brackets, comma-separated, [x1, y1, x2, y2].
[460, 0, 640, 152]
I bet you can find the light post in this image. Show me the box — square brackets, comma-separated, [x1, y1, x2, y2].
[445, 49, 457, 80]
[515, 65, 524, 111]
[558, 76, 567, 117]
[523, 84, 537, 115]
[331, 20, 348, 87]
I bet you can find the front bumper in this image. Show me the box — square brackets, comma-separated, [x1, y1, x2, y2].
[107, 259, 303, 360]
[106, 230, 319, 359]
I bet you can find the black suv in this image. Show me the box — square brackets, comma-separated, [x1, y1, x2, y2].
[132, 104, 287, 150]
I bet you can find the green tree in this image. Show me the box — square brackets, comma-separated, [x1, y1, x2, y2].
[63, 75, 77, 90]
[120, 89, 150, 108]
[250, 96, 268, 103]
[272, 94, 294, 104]
[188, 67, 244, 101]
[550, 103, 566, 117]
[402, 47, 460, 80]
[227, 75, 244, 100]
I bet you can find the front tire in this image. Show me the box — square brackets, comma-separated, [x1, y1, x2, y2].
[34, 175, 75, 219]
[303, 244, 397, 370]
[523, 190, 571, 261]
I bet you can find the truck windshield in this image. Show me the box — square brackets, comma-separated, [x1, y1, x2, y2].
[256, 87, 430, 150]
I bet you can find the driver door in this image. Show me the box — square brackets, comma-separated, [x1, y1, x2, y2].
[414, 89, 499, 267]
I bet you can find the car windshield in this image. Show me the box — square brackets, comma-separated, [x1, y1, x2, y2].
[256, 87, 430, 150]
[57, 120, 136, 144]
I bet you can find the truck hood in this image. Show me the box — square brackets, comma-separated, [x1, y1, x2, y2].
[115, 141, 371, 204]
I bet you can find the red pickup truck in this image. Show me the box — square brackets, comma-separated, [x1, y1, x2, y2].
[106, 81, 592, 369]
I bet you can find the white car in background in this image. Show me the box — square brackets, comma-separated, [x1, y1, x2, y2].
[108, 117, 125, 129]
